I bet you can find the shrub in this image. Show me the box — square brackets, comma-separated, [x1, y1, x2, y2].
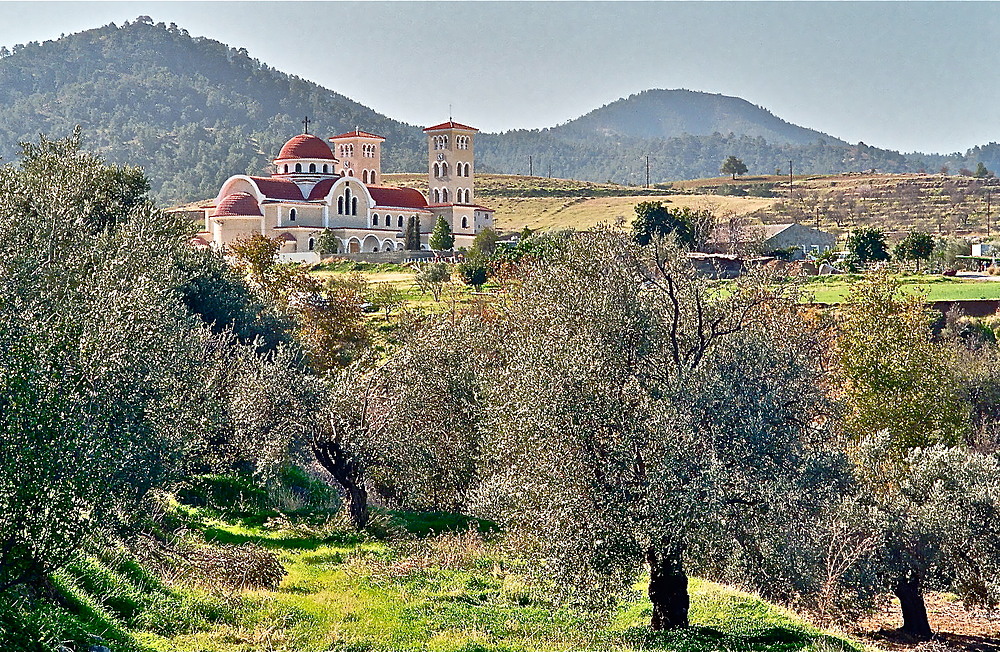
[180, 542, 287, 591]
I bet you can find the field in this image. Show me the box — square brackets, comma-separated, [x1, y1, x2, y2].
[383, 174, 777, 232]
[310, 260, 1000, 311]
[799, 274, 1000, 304]
[41, 476, 865, 652]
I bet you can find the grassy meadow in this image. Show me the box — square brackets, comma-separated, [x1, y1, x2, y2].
[798, 274, 1000, 304]
[37, 475, 865, 652]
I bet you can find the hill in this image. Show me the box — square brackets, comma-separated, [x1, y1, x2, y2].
[551, 89, 846, 145]
[0, 18, 427, 203]
[2, 19, 999, 204]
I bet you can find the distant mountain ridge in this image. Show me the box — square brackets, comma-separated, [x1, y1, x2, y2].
[0, 19, 993, 203]
[551, 89, 846, 146]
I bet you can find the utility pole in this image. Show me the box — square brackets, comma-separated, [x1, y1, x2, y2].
[528, 156, 533, 177]
[645, 156, 650, 188]
[788, 160, 793, 200]
[548, 162, 552, 179]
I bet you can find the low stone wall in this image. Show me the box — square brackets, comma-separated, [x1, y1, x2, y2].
[322, 251, 435, 264]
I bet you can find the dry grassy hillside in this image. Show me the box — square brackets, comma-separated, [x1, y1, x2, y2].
[178, 172, 1000, 243]
[384, 173, 777, 232]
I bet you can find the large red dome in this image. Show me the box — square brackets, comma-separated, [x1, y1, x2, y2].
[212, 192, 263, 217]
[276, 134, 335, 160]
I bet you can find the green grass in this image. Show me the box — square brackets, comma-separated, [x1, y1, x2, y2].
[129, 511, 861, 652]
[3, 473, 865, 652]
[799, 274, 1000, 304]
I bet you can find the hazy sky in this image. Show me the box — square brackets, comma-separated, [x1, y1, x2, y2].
[0, 2, 997, 154]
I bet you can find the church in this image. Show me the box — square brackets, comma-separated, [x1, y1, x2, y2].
[194, 119, 494, 260]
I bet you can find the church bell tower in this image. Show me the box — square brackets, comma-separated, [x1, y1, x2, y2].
[424, 120, 478, 205]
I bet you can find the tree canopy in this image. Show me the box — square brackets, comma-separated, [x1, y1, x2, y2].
[720, 155, 748, 179]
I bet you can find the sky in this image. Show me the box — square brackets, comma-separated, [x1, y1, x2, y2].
[0, 1, 997, 155]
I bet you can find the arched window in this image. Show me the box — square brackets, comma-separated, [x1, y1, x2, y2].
[308, 237, 315, 251]
[397, 215, 404, 227]
[289, 208, 297, 222]
[370, 170, 376, 184]
[351, 197, 357, 215]
[465, 163, 471, 177]
[283, 164, 289, 174]
[348, 169, 354, 177]
[372, 215, 378, 226]
[465, 189, 472, 203]
[462, 216, 468, 229]
[345, 187, 351, 206]
[309, 163, 316, 173]
[323, 164, 328, 173]
[441, 162, 448, 176]
[338, 197, 344, 214]
[362, 170, 369, 183]
[442, 188, 449, 202]
[433, 162, 440, 177]
[295, 163, 302, 173]
[433, 188, 440, 203]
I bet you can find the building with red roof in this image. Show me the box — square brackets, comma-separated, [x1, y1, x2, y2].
[197, 120, 494, 259]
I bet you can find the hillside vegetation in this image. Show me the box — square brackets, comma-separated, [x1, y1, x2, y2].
[8, 134, 1000, 651]
[4, 20, 1000, 204]
[549, 89, 845, 145]
[384, 172, 1000, 238]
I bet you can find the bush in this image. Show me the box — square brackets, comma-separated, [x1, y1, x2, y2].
[715, 184, 746, 196]
[747, 184, 777, 197]
[180, 542, 287, 591]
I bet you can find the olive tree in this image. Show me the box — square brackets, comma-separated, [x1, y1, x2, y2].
[310, 315, 488, 527]
[0, 133, 310, 594]
[852, 439, 1000, 639]
[472, 230, 844, 630]
[834, 272, 1000, 638]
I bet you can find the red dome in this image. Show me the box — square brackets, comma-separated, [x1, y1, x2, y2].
[212, 192, 262, 217]
[276, 134, 335, 161]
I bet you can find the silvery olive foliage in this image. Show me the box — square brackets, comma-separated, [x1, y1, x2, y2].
[311, 315, 489, 526]
[0, 133, 305, 591]
[841, 436, 1000, 638]
[471, 230, 847, 629]
[831, 272, 1000, 637]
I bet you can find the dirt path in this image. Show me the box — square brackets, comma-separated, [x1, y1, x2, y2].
[854, 593, 1000, 651]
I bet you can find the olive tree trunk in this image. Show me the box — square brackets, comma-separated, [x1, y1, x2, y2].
[894, 576, 932, 640]
[647, 546, 689, 630]
[313, 439, 369, 529]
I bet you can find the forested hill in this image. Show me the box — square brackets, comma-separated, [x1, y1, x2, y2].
[0, 18, 996, 203]
[549, 89, 846, 145]
[0, 18, 428, 203]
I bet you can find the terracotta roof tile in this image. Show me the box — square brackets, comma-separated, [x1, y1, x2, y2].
[330, 130, 385, 140]
[275, 134, 336, 161]
[423, 121, 478, 133]
[212, 192, 263, 217]
[368, 185, 428, 209]
[308, 178, 337, 200]
[249, 177, 305, 201]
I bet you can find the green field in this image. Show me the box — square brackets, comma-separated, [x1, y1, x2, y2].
[70, 503, 863, 652]
[799, 275, 1000, 304]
